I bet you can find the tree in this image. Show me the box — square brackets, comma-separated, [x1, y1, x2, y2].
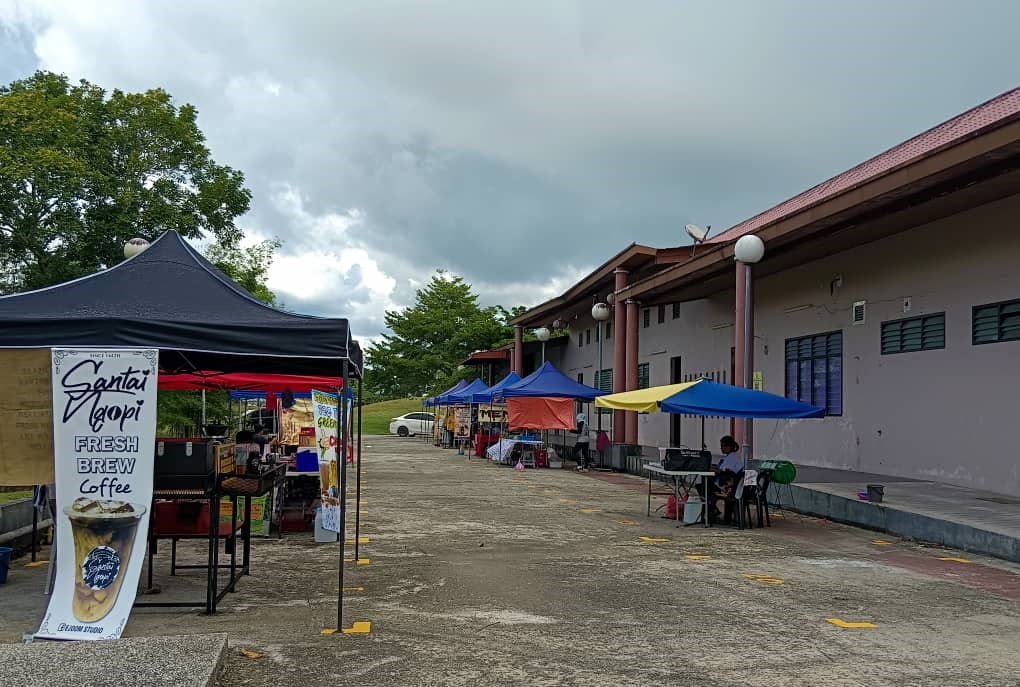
[365, 271, 516, 399]
[205, 237, 281, 306]
[0, 71, 251, 293]
[155, 238, 282, 433]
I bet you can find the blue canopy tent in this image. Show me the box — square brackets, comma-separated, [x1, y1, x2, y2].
[658, 379, 825, 418]
[599, 377, 823, 529]
[471, 371, 520, 404]
[445, 378, 490, 404]
[499, 361, 606, 400]
[424, 379, 469, 407]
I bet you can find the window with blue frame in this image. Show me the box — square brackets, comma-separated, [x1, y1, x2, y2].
[784, 331, 842, 415]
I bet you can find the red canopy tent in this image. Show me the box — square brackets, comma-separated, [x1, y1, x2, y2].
[159, 371, 344, 392]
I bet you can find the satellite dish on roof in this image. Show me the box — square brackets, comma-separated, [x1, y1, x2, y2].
[685, 224, 711, 257]
[685, 224, 710, 242]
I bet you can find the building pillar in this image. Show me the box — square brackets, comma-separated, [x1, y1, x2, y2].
[612, 268, 628, 444]
[513, 325, 524, 376]
[624, 299, 639, 445]
[733, 263, 747, 452]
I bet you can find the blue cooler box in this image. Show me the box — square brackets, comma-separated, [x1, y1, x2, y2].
[295, 449, 319, 473]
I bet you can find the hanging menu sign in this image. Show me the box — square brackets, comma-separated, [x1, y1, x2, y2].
[311, 389, 341, 533]
[37, 349, 158, 641]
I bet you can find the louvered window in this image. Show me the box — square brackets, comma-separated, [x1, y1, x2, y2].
[973, 299, 1020, 345]
[785, 331, 842, 416]
[881, 314, 945, 354]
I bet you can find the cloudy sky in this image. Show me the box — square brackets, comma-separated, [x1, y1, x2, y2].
[2, 1, 1019, 341]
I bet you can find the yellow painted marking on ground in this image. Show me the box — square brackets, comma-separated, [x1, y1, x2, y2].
[341, 621, 372, 635]
[639, 536, 671, 543]
[527, 485, 542, 489]
[616, 520, 638, 526]
[826, 618, 876, 629]
[685, 555, 712, 560]
[871, 540, 892, 546]
[543, 489, 561, 494]
[579, 508, 602, 513]
[344, 537, 370, 544]
[239, 649, 264, 659]
[320, 628, 338, 635]
[338, 586, 365, 592]
[24, 560, 49, 567]
[937, 557, 973, 564]
[343, 558, 371, 565]
[559, 498, 576, 503]
[742, 573, 784, 585]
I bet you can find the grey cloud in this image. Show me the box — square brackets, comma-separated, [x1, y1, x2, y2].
[3, 0, 1020, 334]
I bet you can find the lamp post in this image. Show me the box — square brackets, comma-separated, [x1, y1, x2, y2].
[591, 302, 611, 432]
[535, 326, 551, 364]
[734, 234, 765, 470]
[124, 237, 150, 259]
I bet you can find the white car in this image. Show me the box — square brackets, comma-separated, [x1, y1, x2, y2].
[389, 412, 435, 437]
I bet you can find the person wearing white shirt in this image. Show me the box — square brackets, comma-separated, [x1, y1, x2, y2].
[712, 435, 742, 522]
[718, 437, 743, 474]
[574, 412, 592, 471]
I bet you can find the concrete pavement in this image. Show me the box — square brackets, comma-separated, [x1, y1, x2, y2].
[1, 435, 1018, 686]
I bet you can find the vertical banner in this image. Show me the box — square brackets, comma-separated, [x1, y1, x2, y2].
[311, 389, 340, 533]
[37, 349, 158, 641]
[454, 405, 471, 439]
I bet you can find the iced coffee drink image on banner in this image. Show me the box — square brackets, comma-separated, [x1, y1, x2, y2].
[65, 497, 146, 623]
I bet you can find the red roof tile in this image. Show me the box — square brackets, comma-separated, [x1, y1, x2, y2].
[709, 88, 1020, 244]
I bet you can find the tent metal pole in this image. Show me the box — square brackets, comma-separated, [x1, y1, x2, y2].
[355, 377, 363, 560]
[336, 360, 350, 632]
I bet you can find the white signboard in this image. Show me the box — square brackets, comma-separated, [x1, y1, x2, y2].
[311, 389, 341, 533]
[37, 349, 158, 641]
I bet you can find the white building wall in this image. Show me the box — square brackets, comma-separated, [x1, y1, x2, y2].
[633, 193, 1020, 496]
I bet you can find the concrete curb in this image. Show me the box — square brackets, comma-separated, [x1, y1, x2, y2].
[0, 633, 229, 687]
[774, 484, 1020, 563]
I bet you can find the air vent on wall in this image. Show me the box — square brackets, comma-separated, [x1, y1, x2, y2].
[852, 300, 866, 325]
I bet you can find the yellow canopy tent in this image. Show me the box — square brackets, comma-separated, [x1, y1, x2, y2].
[593, 381, 701, 413]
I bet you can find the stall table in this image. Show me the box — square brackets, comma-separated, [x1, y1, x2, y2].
[138, 465, 284, 613]
[644, 463, 714, 528]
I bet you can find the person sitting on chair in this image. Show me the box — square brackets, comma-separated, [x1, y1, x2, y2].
[711, 435, 743, 522]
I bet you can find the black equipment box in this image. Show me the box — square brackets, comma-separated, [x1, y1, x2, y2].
[154, 439, 218, 492]
[662, 448, 712, 472]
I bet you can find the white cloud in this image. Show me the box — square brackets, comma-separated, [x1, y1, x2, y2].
[3, 0, 1020, 346]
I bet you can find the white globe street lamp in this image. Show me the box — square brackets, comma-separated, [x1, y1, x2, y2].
[733, 233, 765, 528]
[124, 237, 150, 259]
[734, 234, 765, 264]
[535, 326, 551, 364]
[592, 302, 611, 436]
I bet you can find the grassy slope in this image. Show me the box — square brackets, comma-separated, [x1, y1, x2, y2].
[360, 398, 429, 435]
[0, 489, 33, 504]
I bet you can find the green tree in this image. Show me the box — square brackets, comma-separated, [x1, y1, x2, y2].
[205, 237, 281, 305]
[156, 238, 282, 433]
[365, 271, 516, 399]
[0, 71, 251, 292]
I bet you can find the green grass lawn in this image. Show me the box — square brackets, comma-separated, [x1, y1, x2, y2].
[0, 489, 33, 504]
[359, 398, 430, 435]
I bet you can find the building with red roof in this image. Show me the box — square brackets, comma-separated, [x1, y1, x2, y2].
[511, 87, 1020, 496]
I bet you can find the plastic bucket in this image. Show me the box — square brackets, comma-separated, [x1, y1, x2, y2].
[0, 546, 12, 584]
[866, 484, 885, 503]
[682, 496, 703, 525]
[313, 509, 339, 543]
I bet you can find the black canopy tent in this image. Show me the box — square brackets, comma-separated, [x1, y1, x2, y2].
[0, 230, 364, 631]
[0, 230, 363, 377]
